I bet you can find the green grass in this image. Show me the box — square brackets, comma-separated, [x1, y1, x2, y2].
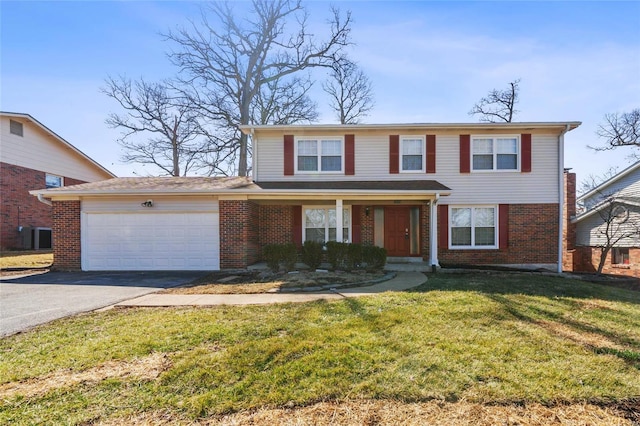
[1, 272, 639, 424]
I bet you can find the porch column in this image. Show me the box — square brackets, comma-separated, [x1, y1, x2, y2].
[430, 198, 440, 267]
[335, 199, 344, 242]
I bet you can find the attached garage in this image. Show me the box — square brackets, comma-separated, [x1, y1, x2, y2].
[81, 197, 220, 271]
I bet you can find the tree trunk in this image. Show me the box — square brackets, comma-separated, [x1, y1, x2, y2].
[597, 247, 610, 274]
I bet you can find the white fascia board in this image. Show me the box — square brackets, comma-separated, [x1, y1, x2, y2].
[239, 122, 582, 135]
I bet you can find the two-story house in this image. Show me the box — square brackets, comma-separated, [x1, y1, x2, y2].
[1, 112, 115, 251]
[32, 122, 579, 272]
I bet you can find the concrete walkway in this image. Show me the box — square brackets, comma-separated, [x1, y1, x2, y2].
[115, 271, 427, 307]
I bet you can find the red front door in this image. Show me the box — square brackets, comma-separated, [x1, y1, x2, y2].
[384, 206, 410, 256]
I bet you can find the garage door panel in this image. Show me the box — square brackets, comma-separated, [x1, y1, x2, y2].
[83, 212, 220, 271]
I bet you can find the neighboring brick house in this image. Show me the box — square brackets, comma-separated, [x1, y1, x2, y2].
[1, 112, 115, 250]
[32, 122, 580, 271]
[564, 161, 640, 277]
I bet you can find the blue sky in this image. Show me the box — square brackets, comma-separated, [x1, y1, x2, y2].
[2, 1, 639, 182]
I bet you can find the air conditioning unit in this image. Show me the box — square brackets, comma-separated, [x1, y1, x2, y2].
[19, 226, 33, 249]
[32, 227, 52, 250]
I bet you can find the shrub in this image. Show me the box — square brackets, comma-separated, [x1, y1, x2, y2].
[281, 243, 298, 272]
[263, 244, 281, 272]
[326, 241, 348, 270]
[302, 241, 323, 270]
[363, 245, 387, 270]
[263, 243, 299, 272]
[346, 243, 363, 270]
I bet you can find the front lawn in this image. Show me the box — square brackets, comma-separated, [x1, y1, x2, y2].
[0, 251, 52, 269]
[1, 272, 638, 424]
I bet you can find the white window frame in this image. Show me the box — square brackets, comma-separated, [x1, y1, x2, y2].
[449, 205, 498, 249]
[45, 173, 64, 189]
[9, 119, 24, 137]
[400, 135, 426, 173]
[295, 136, 344, 174]
[302, 205, 351, 243]
[471, 135, 520, 172]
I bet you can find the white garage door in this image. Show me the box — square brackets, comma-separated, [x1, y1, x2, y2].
[82, 213, 220, 271]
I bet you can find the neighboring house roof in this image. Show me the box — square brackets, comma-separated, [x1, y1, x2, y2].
[31, 177, 451, 198]
[573, 159, 640, 224]
[1, 111, 116, 178]
[576, 160, 640, 204]
[240, 121, 581, 134]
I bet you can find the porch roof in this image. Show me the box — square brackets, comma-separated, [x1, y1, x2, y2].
[30, 176, 450, 200]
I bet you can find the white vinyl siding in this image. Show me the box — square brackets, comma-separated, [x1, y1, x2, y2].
[0, 116, 112, 182]
[254, 132, 560, 204]
[576, 205, 640, 247]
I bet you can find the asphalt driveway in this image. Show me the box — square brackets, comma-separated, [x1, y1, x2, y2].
[0, 271, 207, 337]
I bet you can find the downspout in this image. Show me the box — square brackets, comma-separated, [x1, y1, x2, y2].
[430, 192, 440, 269]
[557, 125, 570, 273]
[37, 193, 52, 206]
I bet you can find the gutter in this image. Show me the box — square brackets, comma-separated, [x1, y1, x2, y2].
[37, 193, 52, 206]
[557, 124, 570, 273]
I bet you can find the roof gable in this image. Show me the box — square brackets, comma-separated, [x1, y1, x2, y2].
[1, 112, 115, 179]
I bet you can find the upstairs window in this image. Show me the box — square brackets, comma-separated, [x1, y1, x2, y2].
[10, 119, 23, 137]
[472, 136, 519, 171]
[296, 138, 343, 173]
[450, 206, 497, 248]
[401, 137, 425, 172]
[45, 174, 63, 188]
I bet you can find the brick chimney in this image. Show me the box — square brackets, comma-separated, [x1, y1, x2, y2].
[562, 169, 577, 271]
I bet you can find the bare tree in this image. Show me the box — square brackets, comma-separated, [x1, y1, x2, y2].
[323, 59, 374, 124]
[578, 166, 619, 197]
[590, 109, 640, 152]
[253, 74, 318, 125]
[102, 76, 209, 176]
[166, 0, 352, 176]
[589, 193, 640, 274]
[469, 79, 520, 123]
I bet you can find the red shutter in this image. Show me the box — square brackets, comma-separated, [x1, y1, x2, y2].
[352, 205, 361, 243]
[499, 204, 509, 249]
[292, 205, 302, 247]
[521, 133, 532, 173]
[438, 204, 448, 249]
[389, 135, 399, 174]
[460, 135, 470, 173]
[345, 134, 355, 175]
[426, 134, 436, 173]
[284, 135, 294, 176]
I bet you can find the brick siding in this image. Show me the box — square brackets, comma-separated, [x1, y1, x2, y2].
[219, 200, 260, 268]
[438, 203, 559, 265]
[258, 205, 294, 246]
[52, 200, 81, 270]
[570, 246, 640, 278]
[1, 162, 85, 250]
